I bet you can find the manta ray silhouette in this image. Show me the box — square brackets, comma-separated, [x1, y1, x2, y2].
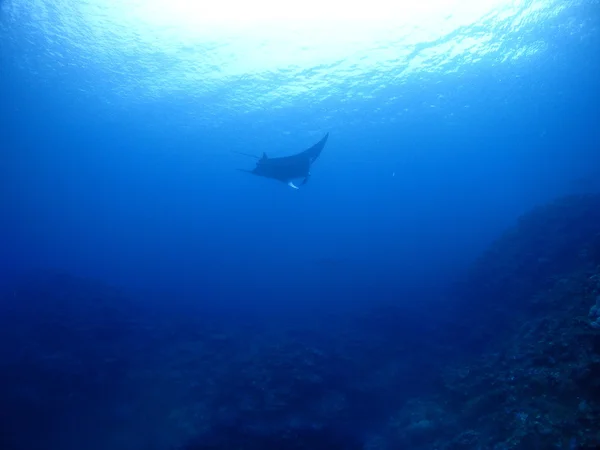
[238, 133, 329, 189]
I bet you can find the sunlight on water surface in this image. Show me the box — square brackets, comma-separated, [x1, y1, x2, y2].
[3, 0, 569, 117]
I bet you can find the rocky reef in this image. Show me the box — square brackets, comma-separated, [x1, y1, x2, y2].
[384, 194, 600, 450]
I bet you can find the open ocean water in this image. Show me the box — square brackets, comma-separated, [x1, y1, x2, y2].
[1, 0, 600, 449]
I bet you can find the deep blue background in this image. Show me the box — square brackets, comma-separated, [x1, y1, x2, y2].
[1, 0, 599, 312]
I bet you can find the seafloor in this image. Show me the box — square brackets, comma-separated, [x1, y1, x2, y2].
[1, 194, 599, 450]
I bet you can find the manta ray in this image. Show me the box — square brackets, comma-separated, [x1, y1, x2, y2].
[237, 132, 329, 189]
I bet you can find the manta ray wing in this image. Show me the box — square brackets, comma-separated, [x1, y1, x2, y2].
[295, 132, 329, 164]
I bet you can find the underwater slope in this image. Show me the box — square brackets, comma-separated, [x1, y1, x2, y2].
[387, 194, 600, 450]
[454, 194, 600, 352]
[1, 195, 600, 450]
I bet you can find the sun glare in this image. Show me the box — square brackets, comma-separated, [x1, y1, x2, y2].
[108, 0, 528, 37]
[89, 0, 547, 76]
[5, 0, 562, 110]
[120, 0, 519, 23]
[74, 0, 560, 66]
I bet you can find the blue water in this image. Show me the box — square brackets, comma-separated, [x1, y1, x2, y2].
[1, 0, 599, 449]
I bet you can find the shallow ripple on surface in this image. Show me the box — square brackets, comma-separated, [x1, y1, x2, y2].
[0, 0, 588, 124]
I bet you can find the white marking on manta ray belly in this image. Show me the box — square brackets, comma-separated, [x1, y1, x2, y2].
[288, 181, 300, 189]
